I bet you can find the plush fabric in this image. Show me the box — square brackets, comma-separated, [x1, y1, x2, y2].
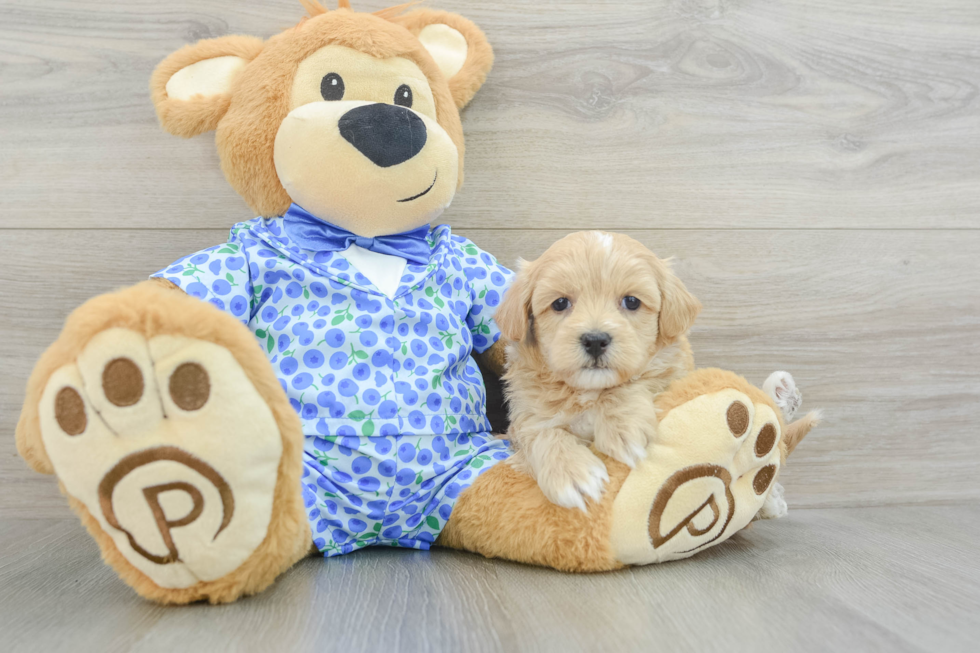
[18, 282, 311, 603]
[150, 36, 265, 138]
[40, 331, 286, 588]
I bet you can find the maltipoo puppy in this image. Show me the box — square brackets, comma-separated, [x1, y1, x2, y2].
[495, 231, 701, 510]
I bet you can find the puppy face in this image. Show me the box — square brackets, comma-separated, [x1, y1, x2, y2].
[496, 232, 701, 390]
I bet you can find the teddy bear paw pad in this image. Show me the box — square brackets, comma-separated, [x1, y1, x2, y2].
[609, 389, 782, 565]
[38, 328, 283, 589]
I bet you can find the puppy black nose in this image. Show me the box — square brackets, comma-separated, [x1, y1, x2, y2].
[581, 332, 612, 359]
[338, 103, 427, 168]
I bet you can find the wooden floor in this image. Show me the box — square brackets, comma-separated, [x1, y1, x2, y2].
[2, 506, 979, 652]
[1, 0, 979, 650]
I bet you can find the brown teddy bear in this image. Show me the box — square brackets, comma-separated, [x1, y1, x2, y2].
[16, 1, 816, 604]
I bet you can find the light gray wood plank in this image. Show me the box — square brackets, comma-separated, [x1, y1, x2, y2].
[0, 519, 170, 651]
[1, 506, 978, 652]
[131, 551, 516, 653]
[1, 0, 979, 229]
[2, 228, 978, 519]
[491, 505, 980, 653]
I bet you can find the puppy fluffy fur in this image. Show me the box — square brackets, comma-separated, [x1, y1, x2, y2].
[496, 231, 701, 510]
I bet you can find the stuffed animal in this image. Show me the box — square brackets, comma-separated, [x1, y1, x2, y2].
[15, 1, 817, 604]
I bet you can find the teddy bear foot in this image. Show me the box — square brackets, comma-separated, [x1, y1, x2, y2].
[610, 371, 786, 565]
[19, 283, 310, 603]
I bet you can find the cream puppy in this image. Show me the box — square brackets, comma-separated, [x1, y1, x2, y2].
[495, 231, 701, 510]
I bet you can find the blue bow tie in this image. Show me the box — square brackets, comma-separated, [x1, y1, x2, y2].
[282, 204, 432, 265]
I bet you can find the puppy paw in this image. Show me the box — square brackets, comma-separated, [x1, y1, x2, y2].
[594, 418, 652, 469]
[763, 371, 802, 421]
[535, 445, 609, 512]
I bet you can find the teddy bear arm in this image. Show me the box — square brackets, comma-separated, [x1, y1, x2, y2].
[474, 339, 507, 378]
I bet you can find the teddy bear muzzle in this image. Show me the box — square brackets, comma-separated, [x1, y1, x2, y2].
[273, 100, 459, 236]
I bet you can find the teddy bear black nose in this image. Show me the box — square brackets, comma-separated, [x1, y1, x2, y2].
[338, 103, 427, 168]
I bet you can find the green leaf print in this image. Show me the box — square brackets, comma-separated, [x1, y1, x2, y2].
[266, 335, 274, 353]
[471, 458, 484, 469]
[426, 516, 440, 530]
[225, 272, 234, 283]
[303, 287, 310, 300]
[362, 420, 375, 436]
[478, 288, 486, 299]
[348, 410, 366, 421]
[255, 329, 267, 338]
[331, 314, 346, 326]
[373, 523, 382, 533]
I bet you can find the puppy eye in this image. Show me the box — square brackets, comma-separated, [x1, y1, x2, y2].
[394, 84, 413, 108]
[551, 297, 570, 312]
[320, 73, 345, 101]
[622, 296, 641, 311]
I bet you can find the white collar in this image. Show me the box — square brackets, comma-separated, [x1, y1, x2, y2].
[338, 245, 407, 299]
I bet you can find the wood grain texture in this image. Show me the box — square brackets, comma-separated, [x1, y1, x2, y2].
[2, 228, 978, 518]
[1, 0, 979, 229]
[1, 507, 979, 652]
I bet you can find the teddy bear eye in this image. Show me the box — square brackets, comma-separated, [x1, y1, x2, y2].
[622, 296, 641, 311]
[394, 84, 413, 108]
[320, 73, 345, 101]
[551, 297, 570, 312]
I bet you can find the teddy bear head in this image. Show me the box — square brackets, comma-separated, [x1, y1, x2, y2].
[151, 1, 493, 237]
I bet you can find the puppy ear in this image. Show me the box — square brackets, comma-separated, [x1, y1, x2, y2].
[150, 35, 265, 138]
[654, 259, 701, 342]
[391, 9, 494, 109]
[494, 263, 532, 343]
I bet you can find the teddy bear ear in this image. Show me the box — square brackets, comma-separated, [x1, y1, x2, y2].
[390, 9, 494, 109]
[150, 36, 265, 138]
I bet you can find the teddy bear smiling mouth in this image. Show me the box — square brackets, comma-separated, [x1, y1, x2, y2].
[396, 169, 438, 203]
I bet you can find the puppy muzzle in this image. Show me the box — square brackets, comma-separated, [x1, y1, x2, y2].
[580, 331, 612, 363]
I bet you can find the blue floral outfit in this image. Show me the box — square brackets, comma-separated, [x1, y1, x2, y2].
[153, 211, 514, 556]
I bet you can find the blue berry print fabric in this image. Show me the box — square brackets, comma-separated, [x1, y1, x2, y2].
[153, 217, 514, 555]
